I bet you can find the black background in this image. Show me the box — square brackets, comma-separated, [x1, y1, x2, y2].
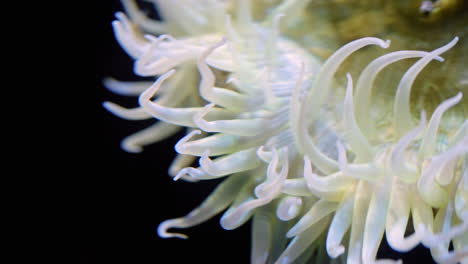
[92, 1, 436, 263]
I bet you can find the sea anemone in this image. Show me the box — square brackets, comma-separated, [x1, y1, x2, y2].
[103, 0, 467, 263]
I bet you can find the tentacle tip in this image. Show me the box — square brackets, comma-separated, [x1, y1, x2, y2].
[434, 55, 445, 62]
[173, 170, 187, 181]
[157, 220, 189, 239]
[102, 101, 112, 110]
[328, 245, 345, 258]
[121, 142, 143, 153]
[285, 229, 296, 238]
[159, 232, 189, 240]
[102, 77, 116, 89]
[114, 11, 125, 20]
[111, 20, 121, 30]
[336, 141, 347, 169]
[382, 39, 391, 48]
[220, 217, 236, 231]
[143, 34, 157, 42]
[166, 68, 176, 76]
[173, 175, 182, 182]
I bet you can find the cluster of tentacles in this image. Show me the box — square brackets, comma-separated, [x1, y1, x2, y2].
[104, 1, 467, 263]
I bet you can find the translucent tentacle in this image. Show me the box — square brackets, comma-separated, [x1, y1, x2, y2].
[303, 156, 354, 191]
[173, 166, 206, 181]
[157, 175, 249, 239]
[295, 40, 390, 175]
[418, 136, 468, 208]
[197, 38, 251, 110]
[175, 131, 240, 156]
[168, 154, 198, 182]
[326, 189, 355, 258]
[347, 181, 372, 264]
[282, 179, 314, 197]
[304, 37, 390, 124]
[391, 111, 426, 184]
[221, 149, 288, 230]
[393, 37, 459, 136]
[337, 141, 382, 182]
[120, 0, 168, 34]
[342, 73, 373, 161]
[194, 103, 268, 136]
[251, 203, 276, 264]
[286, 200, 338, 238]
[103, 101, 151, 120]
[139, 71, 234, 127]
[112, 12, 149, 59]
[103, 78, 153, 96]
[362, 169, 393, 264]
[418, 92, 463, 159]
[277, 196, 302, 221]
[354, 50, 443, 138]
[386, 182, 423, 252]
[275, 216, 330, 264]
[199, 148, 261, 177]
[120, 122, 181, 153]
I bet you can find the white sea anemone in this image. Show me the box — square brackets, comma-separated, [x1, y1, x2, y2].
[103, 1, 467, 263]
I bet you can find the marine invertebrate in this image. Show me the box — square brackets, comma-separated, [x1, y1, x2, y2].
[103, 0, 467, 263]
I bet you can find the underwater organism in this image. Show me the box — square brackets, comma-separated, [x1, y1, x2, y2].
[103, 0, 467, 263]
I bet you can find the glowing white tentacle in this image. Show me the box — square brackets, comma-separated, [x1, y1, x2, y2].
[286, 200, 338, 238]
[120, 122, 181, 153]
[199, 148, 261, 177]
[337, 141, 382, 181]
[139, 71, 235, 127]
[173, 166, 206, 181]
[362, 166, 393, 264]
[103, 102, 150, 120]
[175, 131, 240, 156]
[390, 111, 426, 184]
[326, 189, 355, 258]
[197, 38, 251, 110]
[168, 154, 198, 182]
[304, 37, 390, 124]
[354, 50, 443, 138]
[103, 78, 153, 96]
[343, 73, 373, 161]
[121, 0, 167, 34]
[221, 149, 288, 230]
[275, 216, 330, 264]
[419, 92, 463, 159]
[295, 40, 390, 175]
[194, 103, 269, 136]
[347, 181, 372, 264]
[418, 136, 468, 208]
[282, 179, 314, 197]
[393, 37, 459, 136]
[303, 156, 354, 191]
[277, 196, 302, 221]
[386, 182, 423, 252]
[251, 204, 276, 264]
[113, 12, 149, 59]
[255, 149, 289, 198]
[157, 175, 249, 239]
